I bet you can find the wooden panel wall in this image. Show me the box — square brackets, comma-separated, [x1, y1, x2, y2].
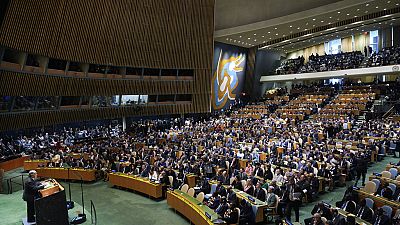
[0, 104, 193, 132]
[0, 0, 214, 124]
[0, 0, 214, 69]
[0, 70, 193, 96]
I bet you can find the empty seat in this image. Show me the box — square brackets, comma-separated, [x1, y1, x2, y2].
[381, 205, 392, 217]
[363, 181, 377, 194]
[371, 179, 380, 191]
[187, 188, 195, 197]
[196, 192, 204, 202]
[365, 198, 374, 208]
[382, 171, 392, 179]
[389, 168, 398, 179]
[180, 184, 189, 193]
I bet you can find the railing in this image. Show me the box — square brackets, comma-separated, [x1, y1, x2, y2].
[90, 200, 97, 225]
[6, 174, 25, 194]
[383, 105, 395, 119]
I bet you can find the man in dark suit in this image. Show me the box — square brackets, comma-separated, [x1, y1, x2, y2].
[226, 186, 237, 204]
[304, 202, 332, 225]
[340, 195, 357, 214]
[23, 170, 44, 223]
[253, 182, 266, 201]
[372, 208, 392, 225]
[354, 199, 373, 222]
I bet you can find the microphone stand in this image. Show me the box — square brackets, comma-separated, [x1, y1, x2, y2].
[70, 169, 87, 224]
[66, 167, 74, 210]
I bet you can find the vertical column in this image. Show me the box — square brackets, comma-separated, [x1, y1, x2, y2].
[122, 117, 126, 131]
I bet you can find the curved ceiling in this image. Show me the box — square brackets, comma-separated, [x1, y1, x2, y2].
[215, 0, 400, 51]
[215, 0, 342, 30]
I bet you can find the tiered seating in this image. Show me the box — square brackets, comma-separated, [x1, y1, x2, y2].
[315, 92, 375, 119]
[276, 94, 329, 120]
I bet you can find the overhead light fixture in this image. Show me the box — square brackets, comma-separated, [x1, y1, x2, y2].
[337, 11, 341, 14]
[347, 13, 350, 16]
[274, 27, 277, 30]
[254, 33, 256, 36]
[239, 36, 242, 38]
[313, 18, 316, 21]
[248, 37, 250, 39]
[366, 3, 369, 6]
[376, 6, 379, 8]
[289, 25, 293, 28]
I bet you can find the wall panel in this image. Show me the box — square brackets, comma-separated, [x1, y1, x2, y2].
[0, 70, 194, 96]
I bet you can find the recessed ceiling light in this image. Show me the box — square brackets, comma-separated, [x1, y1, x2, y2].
[254, 39, 257, 41]
[254, 33, 256, 36]
[376, 6, 379, 8]
[354, 16, 357, 18]
[297, 27, 300, 29]
[274, 27, 277, 30]
[268, 31, 271, 34]
[366, 3, 369, 6]
[262, 35, 265, 38]
[347, 13, 350, 16]
[337, 11, 341, 14]
[384, 8, 387, 10]
[248, 37, 250, 39]
[357, 9, 360, 11]
[289, 25, 293, 28]
[321, 20, 324, 23]
[313, 18, 316, 21]
[276, 33, 278, 35]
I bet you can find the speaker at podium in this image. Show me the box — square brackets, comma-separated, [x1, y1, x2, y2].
[24, 179, 69, 225]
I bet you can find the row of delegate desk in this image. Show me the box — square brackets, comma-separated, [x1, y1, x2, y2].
[354, 188, 400, 214]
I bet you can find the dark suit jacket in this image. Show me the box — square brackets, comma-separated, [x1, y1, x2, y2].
[341, 200, 356, 214]
[23, 177, 43, 201]
[371, 214, 392, 225]
[311, 205, 332, 220]
[254, 188, 266, 201]
[224, 208, 239, 225]
[354, 206, 373, 222]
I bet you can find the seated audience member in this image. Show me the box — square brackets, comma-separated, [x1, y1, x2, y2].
[253, 182, 266, 201]
[215, 196, 229, 216]
[239, 199, 254, 224]
[265, 186, 278, 208]
[340, 195, 356, 214]
[273, 169, 284, 183]
[207, 192, 221, 210]
[226, 186, 237, 204]
[330, 208, 346, 225]
[243, 179, 254, 195]
[304, 203, 333, 225]
[378, 182, 394, 200]
[223, 203, 239, 225]
[311, 213, 325, 225]
[231, 175, 243, 191]
[216, 181, 227, 196]
[371, 208, 392, 225]
[354, 199, 373, 222]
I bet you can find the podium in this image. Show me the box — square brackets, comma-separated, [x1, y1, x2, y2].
[35, 179, 69, 225]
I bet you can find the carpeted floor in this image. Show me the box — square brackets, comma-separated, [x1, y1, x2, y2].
[0, 156, 396, 225]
